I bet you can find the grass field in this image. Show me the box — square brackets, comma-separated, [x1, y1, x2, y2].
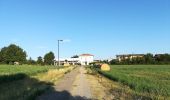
[0, 65, 56, 75]
[0, 65, 74, 100]
[98, 65, 170, 99]
[0, 65, 57, 84]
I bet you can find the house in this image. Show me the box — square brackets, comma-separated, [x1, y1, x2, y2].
[79, 54, 94, 65]
[54, 53, 94, 66]
[116, 54, 144, 62]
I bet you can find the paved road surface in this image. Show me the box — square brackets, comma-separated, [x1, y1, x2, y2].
[37, 67, 92, 100]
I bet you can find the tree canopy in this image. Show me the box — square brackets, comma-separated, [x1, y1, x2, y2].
[109, 53, 170, 65]
[44, 52, 55, 65]
[71, 55, 79, 58]
[0, 44, 27, 64]
[37, 56, 43, 65]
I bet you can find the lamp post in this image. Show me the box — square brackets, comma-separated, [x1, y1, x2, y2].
[58, 40, 63, 66]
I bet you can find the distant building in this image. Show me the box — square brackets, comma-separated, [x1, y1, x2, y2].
[57, 58, 80, 65]
[79, 54, 94, 65]
[54, 54, 94, 66]
[116, 54, 144, 62]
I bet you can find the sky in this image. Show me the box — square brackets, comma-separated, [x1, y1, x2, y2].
[0, 0, 170, 60]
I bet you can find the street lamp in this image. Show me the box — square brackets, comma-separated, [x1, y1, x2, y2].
[58, 40, 63, 66]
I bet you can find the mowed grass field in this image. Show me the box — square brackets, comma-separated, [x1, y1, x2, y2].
[0, 65, 73, 100]
[0, 65, 55, 75]
[99, 65, 170, 99]
[0, 65, 56, 84]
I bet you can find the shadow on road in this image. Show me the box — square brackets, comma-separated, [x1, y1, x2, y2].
[0, 73, 91, 100]
[37, 89, 92, 100]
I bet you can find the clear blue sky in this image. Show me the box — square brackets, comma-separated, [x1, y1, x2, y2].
[0, 0, 170, 60]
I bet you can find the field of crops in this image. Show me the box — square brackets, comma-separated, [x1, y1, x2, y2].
[99, 65, 170, 99]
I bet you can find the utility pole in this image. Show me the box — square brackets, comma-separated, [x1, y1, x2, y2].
[58, 40, 63, 66]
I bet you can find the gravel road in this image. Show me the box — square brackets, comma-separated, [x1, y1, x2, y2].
[37, 67, 92, 100]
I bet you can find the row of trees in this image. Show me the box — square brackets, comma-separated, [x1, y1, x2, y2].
[27, 52, 55, 65]
[109, 53, 170, 65]
[0, 44, 55, 65]
[27, 51, 55, 65]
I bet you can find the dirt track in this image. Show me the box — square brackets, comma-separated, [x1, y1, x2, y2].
[37, 66, 113, 100]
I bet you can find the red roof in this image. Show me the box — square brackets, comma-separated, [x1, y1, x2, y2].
[79, 54, 94, 56]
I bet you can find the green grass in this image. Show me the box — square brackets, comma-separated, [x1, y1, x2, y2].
[0, 65, 57, 84]
[0, 65, 56, 75]
[0, 65, 59, 100]
[99, 65, 170, 99]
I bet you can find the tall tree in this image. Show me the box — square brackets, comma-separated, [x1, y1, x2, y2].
[0, 44, 27, 64]
[0, 47, 8, 63]
[144, 53, 154, 64]
[71, 55, 79, 58]
[44, 52, 55, 65]
[27, 57, 36, 65]
[0, 51, 2, 63]
[37, 56, 43, 65]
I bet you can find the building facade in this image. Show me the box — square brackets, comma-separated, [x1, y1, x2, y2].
[54, 54, 94, 66]
[79, 54, 94, 65]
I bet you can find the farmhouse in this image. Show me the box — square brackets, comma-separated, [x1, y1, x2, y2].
[116, 54, 144, 62]
[54, 54, 94, 66]
[79, 54, 94, 65]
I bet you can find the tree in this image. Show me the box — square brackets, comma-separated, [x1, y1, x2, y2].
[144, 53, 154, 64]
[0, 51, 3, 63]
[0, 44, 27, 64]
[109, 59, 118, 65]
[37, 56, 43, 65]
[155, 54, 170, 64]
[102, 60, 109, 64]
[44, 52, 55, 65]
[71, 55, 79, 58]
[0, 47, 8, 63]
[27, 57, 36, 65]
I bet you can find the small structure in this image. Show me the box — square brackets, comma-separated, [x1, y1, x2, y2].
[14, 62, 20, 65]
[101, 64, 110, 71]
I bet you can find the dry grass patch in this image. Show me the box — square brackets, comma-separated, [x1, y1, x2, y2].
[34, 66, 75, 84]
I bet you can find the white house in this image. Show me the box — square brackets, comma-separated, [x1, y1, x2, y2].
[54, 54, 94, 66]
[78, 54, 94, 65]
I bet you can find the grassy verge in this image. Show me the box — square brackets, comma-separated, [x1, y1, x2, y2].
[0, 65, 75, 100]
[0, 65, 56, 83]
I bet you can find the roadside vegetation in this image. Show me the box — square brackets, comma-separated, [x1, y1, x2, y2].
[0, 65, 56, 83]
[0, 44, 76, 100]
[109, 53, 170, 65]
[0, 44, 55, 65]
[96, 65, 170, 99]
[0, 65, 74, 100]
